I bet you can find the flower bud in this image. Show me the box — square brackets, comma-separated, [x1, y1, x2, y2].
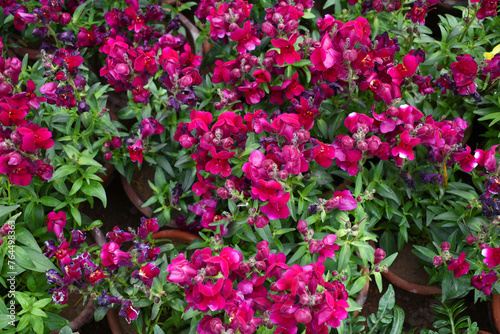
[229, 22, 239, 31]
[433, 256, 442, 266]
[255, 261, 267, 271]
[374, 248, 386, 264]
[104, 152, 112, 161]
[111, 137, 122, 149]
[465, 234, 476, 245]
[343, 49, 358, 62]
[225, 179, 235, 190]
[297, 220, 308, 235]
[357, 141, 368, 151]
[247, 216, 255, 226]
[299, 294, 310, 305]
[387, 106, 399, 117]
[278, 170, 289, 180]
[231, 68, 241, 79]
[217, 187, 230, 199]
[262, 22, 277, 37]
[59, 13, 72, 25]
[341, 136, 355, 150]
[255, 215, 270, 228]
[440, 241, 450, 251]
[0, 224, 12, 236]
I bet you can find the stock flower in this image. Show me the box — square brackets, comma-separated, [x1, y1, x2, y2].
[100, 241, 133, 270]
[391, 130, 421, 160]
[446, 252, 470, 278]
[205, 146, 235, 178]
[450, 54, 478, 95]
[471, 271, 498, 296]
[260, 192, 291, 220]
[47, 211, 67, 239]
[119, 300, 140, 323]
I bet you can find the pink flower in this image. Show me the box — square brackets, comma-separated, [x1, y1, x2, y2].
[238, 80, 265, 105]
[128, 140, 145, 164]
[325, 190, 358, 211]
[261, 192, 291, 220]
[388, 54, 418, 85]
[119, 300, 139, 324]
[106, 226, 134, 246]
[47, 211, 66, 239]
[475, 145, 498, 173]
[132, 263, 160, 287]
[281, 72, 305, 99]
[198, 316, 227, 334]
[391, 130, 421, 160]
[446, 252, 469, 278]
[167, 253, 197, 285]
[189, 110, 213, 132]
[251, 179, 282, 201]
[311, 235, 340, 262]
[271, 114, 301, 142]
[124, 6, 146, 33]
[271, 33, 301, 66]
[205, 147, 235, 178]
[101, 242, 133, 270]
[472, 271, 498, 296]
[344, 112, 374, 134]
[137, 217, 160, 239]
[482, 246, 500, 268]
[450, 54, 478, 95]
[54, 241, 77, 265]
[335, 149, 363, 176]
[230, 21, 261, 53]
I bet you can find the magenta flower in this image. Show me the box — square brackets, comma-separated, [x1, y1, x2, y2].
[54, 241, 77, 265]
[475, 145, 498, 173]
[281, 72, 305, 99]
[192, 172, 217, 199]
[16, 124, 54, 152]
[198, 316, 227, 334]
[311, 34, 339, 71]
[326, 190, 358, 211]
[260, 192, 291, 220]
[101, 242, 133, 270]
[230, 21, 261, 53]
[344, 112, 374, 134]
[206, 146, 235, 178]
[450, 54, 478, 95]
[167, 253, 197, 285]
[119, 300, 139, 324]
[391, 130, 421, 160]
[10, 79, 47, 110]
[47, 211, 66, 240]
[446, 252, 469, 278]
[189, 110, 213, 132]
[124, 6, 146, 32]
[472, 271, 498, 296]
[388, 54, 418, 85]
[271, 113, 301, 142]
[128, 139, 145, 164]
[132, 263, 160, 287]
[238, 80, 265, 105]
[482, 246, 500, 268]
[251, 179, 282, 201]
[271, 33, 301, 66]
[207, 247, 243, 278]
[106, 226, 134, 246]
[0, 154, 33, 186]
[137, 217, 160, 239]
[335, 148, 362, 176]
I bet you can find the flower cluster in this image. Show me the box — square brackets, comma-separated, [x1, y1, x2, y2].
[0, 39, 53, 185]
[44, 216, 162, 324]
[167, 240, 349, 334]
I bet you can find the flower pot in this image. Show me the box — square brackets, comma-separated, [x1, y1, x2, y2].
[491, 294, 500, 333]
[371, 241, 442, 295]
[50, 299, 96, 334]
[6, 38, 41, 61]
[353, 266, 371, 318]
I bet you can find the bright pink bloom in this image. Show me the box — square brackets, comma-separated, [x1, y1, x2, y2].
[16, 124, 54, 152]
[388, 54, 418, 85]
[335, 149, 362, 176]
[271, 114, 301, 142]
[238, 80, 265, 105]
[206, 147, 235, 178]
[101, 241, 132, 270]
[47, 211, 66, 239]
[124, 6, 146, 32]
[271, 33, 301, 66]
[119, 300, 139, 324]
[137, 217, 160, 239]
[167, 253, 197, 285]
[189, 110, 213, 132]
[192, 172, 217, 199]
[251, 179, 282, 201]
[344, 112, 374, 134]
[483, 246, 500, 268]
[128, 140, 145, 164]
[325, 190, 358, 211]
[132, 263, 160, 287]
[230, 21, 261, 53]
[446, 252, 469, 278]
[450, 54, 478, 95]
[261, 192, 291, 220]
[54, 241, 77, 265]
[475, 145, 498, 173]
[391, 130, 421, 160]
[281, 72, 305, 99]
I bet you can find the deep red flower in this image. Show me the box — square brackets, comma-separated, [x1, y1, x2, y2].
[471, 271, 498, 296]
[119, 300, 139, 324]
[450, 54, 478, 95]
[132, 263, 160, 287]
[89, 267, 108, 286]
[388, 54, 418, 85]
[124, 6, 146, 33]
[54, 241, 77, 265]
[128, 139, 145, 164]
[106, 226, 134, 245]
[138, 217, 160, 239]
[205, 146, 235, 178]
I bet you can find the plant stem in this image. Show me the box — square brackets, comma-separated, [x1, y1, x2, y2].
[457, 6, 480, 44]
[442, 160, 448, 188]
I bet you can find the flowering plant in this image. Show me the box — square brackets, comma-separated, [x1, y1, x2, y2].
[0, 0, 500, 332]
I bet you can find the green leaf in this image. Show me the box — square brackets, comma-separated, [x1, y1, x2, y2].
[378, 284, 396, 317]
[71, 0, 90, 24]
[389, 305, 405, 334]
[94, 307, 109, 322]
[17, 314, 31, 332]
[59, 326, 74, 334]
[0, 205, 20, 217]
[375, 183, 400, 205]
[70, 206, 82, 225]
[154, 324, 166, 334]
[350, 275, 368, 295]
[51, 165, 77, 181]
[156, 156, 175, 178]
[310, 170, 333, 185]
[433, 211, 460, 221]
[16, 227, 42, 252]
[39, 196, 62, 207]
[81, 181, 107, 207]
[288, 245, 307, 264]
[374, 271, 383, 293]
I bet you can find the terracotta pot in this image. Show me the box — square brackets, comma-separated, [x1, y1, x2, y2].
[50, 300, 96, 334]
[108, 229, 200, 334]
[491, 294, 500, 333]
[369, 241, 442, 295]
[6, 38, 41, 61]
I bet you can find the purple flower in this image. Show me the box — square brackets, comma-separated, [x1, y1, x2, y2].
[119, 300, 140, 324]
[471, 271, 498, 296]
[70, 229, 86, 249]
[137, 217, 160, 239]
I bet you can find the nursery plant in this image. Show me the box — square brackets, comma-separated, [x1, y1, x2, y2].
[0, 0, 499, 333]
